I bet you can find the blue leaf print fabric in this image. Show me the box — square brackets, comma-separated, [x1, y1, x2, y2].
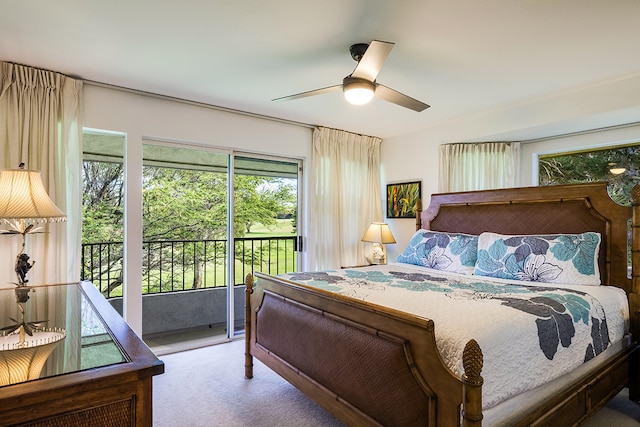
[274, 263, 626, 409]
[280, 266, 609, 362]
[397, 230, 478, 274]
[474, 232, 601, 285]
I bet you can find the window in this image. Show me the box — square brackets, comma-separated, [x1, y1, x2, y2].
[539, 143, 639, 206]
[538, 142, 639, 276]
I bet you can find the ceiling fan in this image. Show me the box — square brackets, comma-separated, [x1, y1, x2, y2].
[273, 40, 430, 112]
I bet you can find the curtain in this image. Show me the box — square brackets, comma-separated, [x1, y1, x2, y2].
[439, 142, 520, 192]
[0, 62, 83, 373]
[309, 127, 383, 270]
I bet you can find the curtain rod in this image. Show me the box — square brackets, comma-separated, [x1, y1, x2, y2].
[3, 60, 315, 130]
[520, 121, 640, 144]
[83, 79, 317, 130]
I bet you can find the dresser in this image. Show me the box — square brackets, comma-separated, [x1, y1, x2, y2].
[0, 282, 164, 426]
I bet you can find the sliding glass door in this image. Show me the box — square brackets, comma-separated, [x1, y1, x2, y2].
[82, 131, 301, 351]
[138, 141, 230, 351]
[231, 154, 300, 336]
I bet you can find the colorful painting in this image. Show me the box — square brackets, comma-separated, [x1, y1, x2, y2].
[387, 181, 421, 218]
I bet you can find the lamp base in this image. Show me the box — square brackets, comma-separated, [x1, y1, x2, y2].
[370, 242, 386, 264]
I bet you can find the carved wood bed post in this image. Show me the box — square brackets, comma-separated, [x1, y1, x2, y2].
[245, 273, 254, 379]
[416, 198, 422, 231]
[632, 184, 640, 305]
[630, 184, 640, 401]
[461, 339, 483, 427]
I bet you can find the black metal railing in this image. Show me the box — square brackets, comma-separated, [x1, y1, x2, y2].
[81, 236, 297, 298]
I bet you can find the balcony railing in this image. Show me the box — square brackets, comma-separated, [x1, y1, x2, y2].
[81, 236, 297, 298]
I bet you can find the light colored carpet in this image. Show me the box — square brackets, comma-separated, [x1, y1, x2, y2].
[153, 339, 343, 427]
[153, 339, 640, 426]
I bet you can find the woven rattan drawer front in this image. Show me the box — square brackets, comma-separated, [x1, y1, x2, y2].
[20, 398, 134, 427]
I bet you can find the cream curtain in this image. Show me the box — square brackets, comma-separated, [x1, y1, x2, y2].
[0, 62, 83, 373]
[0, 61, 83, 287]
[439, 142, 520, 192]
[309, 127, 383, 270]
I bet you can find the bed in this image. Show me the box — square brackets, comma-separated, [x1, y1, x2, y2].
[244, 182, 640, 426]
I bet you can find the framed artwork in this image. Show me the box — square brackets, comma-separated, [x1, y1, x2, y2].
[386, 181, 422, 218]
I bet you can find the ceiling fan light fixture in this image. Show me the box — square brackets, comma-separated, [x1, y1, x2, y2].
[343, 77, 375, 105]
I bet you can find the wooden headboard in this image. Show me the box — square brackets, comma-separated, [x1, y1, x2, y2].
[417, 183, 637, 293]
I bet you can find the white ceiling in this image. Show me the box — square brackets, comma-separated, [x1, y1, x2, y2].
[2, 0, 640, 140]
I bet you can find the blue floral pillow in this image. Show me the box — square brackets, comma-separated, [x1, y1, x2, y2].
[396, 230, 478, 274]
[474, 232, 601, 285]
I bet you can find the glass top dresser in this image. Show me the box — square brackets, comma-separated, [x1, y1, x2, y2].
[0, 281, 164, 426]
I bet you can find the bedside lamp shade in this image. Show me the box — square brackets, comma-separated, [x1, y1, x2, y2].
[361, 222, 396, 265]
[361, 222, 396, 245]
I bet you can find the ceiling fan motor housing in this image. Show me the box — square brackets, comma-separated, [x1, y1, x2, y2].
[349, 43, 369, 62]
[343, 76, 376, 91]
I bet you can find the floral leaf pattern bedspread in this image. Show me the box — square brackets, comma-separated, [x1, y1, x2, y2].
[277, 263, 628, 409]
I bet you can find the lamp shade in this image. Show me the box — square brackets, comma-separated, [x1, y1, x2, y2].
[0, 329, 66, 385]
[361, 222, 396, 244]
[0, 169, 66, 222]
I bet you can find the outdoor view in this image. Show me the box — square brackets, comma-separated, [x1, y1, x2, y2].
[538, 143, 639, 205]
[539, 143, 639, 271]
[81, 159, 297, 298]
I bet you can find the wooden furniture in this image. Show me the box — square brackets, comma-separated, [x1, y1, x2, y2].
[0, 281, 164, 426]
[245, 182, 640, 427]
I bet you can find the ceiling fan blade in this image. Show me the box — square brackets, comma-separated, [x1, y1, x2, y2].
[375, 84, 430, 112]
[272, 85, 341, 102]
[351, 40, 394, 82]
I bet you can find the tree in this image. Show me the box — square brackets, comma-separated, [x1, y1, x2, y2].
[539, 145, 639, 206]
[82, 161, 297, 294]
[82, 162, 124, 243]
[142, 167, 228, 241]
[234, 177, 296, 234]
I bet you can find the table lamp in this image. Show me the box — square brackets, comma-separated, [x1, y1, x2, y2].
[0, 163, 67, 385]
[361, 222, 396, 264]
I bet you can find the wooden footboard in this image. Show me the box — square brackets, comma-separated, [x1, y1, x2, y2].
[245, 272, 483, 427]
[245, 271, 638, 427]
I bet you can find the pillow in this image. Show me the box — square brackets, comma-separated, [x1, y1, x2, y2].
[474, 232, 601, 285]
[396, 229, 478, 274]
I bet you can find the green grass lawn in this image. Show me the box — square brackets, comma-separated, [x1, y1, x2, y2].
[245, 218, 296, 237]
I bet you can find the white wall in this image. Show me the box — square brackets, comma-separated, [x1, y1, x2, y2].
[83, 84, 312, 332]
[83, 85, 312, 155]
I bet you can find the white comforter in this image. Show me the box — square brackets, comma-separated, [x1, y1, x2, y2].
[278, 263, 629, 409]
